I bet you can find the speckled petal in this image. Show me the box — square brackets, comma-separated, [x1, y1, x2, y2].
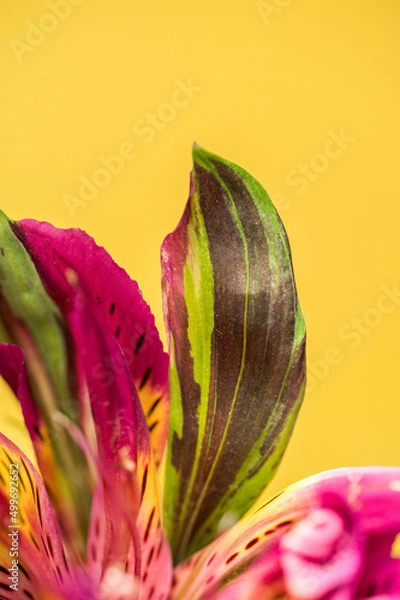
[15, 218, 169, 465]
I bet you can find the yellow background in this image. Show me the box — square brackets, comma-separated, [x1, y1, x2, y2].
[1, 0, 399, 498]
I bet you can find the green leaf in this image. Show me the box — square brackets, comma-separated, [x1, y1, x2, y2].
[161, 145, 306, 562]
[0, 210, 91, 556]
[0, 210, 72, 419]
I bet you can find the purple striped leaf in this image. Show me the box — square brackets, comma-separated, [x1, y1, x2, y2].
[161, 146, 306, 562]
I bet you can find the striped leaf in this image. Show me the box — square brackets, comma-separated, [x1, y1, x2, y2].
[161, 146, 306, 562]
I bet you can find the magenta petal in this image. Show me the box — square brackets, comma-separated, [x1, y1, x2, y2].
[281, 534, 361, 599]
[15, 219, 169, 463]
[281, 508, 346, 560]
[69, 289, 139, 467]
[172, 467, 400, 600]
[67, 287, 142, 570]
[69, 289, 173, 597]
[356, 535, 400, 596]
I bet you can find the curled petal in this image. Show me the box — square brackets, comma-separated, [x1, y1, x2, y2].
[281, 535, 361, 599]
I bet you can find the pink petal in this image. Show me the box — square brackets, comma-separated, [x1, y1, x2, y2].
[69, 289, 173, 598]
[0, 432, 92, 598]
[172, 467, 400, 600]
[281, 508, 345, 560]
[281, 536, 361, 599]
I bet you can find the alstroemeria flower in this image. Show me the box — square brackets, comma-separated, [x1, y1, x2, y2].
[0, 146, 399, 600]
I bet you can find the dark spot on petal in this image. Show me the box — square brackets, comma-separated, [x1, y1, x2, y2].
[140, 367, 151, 390]
[141, 465, 148, 499]
[206, 575, 215, 585]
[366, 584, 376, 596]
[46, 535, 54, 558]
[0, 566, 8, 576]
[3, 450, 13, 465]
[19, 563, 31, 580]
[156, 538, 163, 558]
[23, 461, 33, 482]
[147, 546, 155, 567]
[18, 469, 26, 492]
[135, 332, 146, 355]
[147, 396, 162, 418]
[226, 552, 238, 564]
[109, 302, 115, 315]
[149, 421, 158, 433]
[91, 544, 97, 562]
[23, 590, 35, 599]
[148, 586, 155, 599]
[29, 532, 39, 550]
[245, 537, 259, 550]
[36, 495, 43, 527]
[275, 520, 292, 529]
[207, 553, 216, 566]
[95, 519, 100, 537]
[32, 426, 44, 442]
[41, 535, 47, 555]
[115, 325, 121, 338]
[144, 507, 155, 543]
[264, 529, 272, 536]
